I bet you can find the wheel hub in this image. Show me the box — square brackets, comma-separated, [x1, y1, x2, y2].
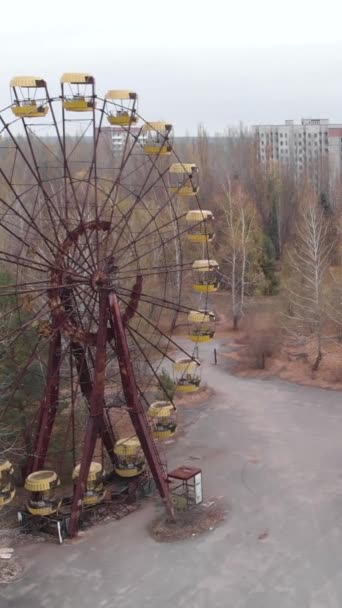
[91, 270, 109, 292]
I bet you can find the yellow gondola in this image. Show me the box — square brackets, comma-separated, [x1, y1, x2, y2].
[148, 401, 177, 439]
[0, 484, 16, 508]
[0, 460, 15, 508]
[142, 121, 173, 155]
[188, 310, 216, 342]
[24, 470, 62, 516]
[192, 259, 219, 293]
[173, 357, 201, 393]
[105, 90, 138, 125]
[186, 210, 215, 243]
[114, 437, 145, 478]
[61, 73, 96, 112]
[10, 76, 49, 118]
[72, 462, 106, 506]
[169, 163, 199, 196]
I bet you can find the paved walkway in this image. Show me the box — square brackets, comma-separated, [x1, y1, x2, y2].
[2, 340, 342, 607]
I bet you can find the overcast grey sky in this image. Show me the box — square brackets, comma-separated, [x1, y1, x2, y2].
[1, 0, 342, 134]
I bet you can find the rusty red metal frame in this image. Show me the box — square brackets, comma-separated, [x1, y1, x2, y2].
[68, 287, 174, 536]
[109, 292, 174, 520]
[28, 325, 61, 473]
[0, 79, 207, 537]
[28, 257, 173, 535]
[69, 289, 109, 537]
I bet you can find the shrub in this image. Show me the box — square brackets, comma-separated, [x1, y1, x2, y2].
[242, 309, 282, 370]
[245, 332, 281, 369]
[158, 368, 176, 400]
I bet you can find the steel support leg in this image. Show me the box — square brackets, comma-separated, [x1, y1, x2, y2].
[28, 329, 61, 473]
[68, 291, 109, 537]
[109, 293, 174, 519]
[63, 283, 116, 463]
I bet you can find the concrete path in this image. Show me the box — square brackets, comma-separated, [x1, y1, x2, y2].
[2, 339, 342, 607]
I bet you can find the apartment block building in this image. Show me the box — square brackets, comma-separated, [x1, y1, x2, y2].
[253, 119, 342, 190]
[97, 126, 147, 154]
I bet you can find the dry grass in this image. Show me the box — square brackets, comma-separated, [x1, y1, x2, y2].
[150, 499, 227, 542]
[218, 294, 342, 390]
[270, 337, 342, 390]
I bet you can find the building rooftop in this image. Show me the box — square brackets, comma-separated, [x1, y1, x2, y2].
[253, 118, 334, 128]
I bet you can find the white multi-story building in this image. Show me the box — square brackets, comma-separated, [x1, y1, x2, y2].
[98, 126, 147, 154]
[253, 119, 342, 190]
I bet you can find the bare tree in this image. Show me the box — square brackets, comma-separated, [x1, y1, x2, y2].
[219, 177, 261, 330]
[284, 197, 335, 371]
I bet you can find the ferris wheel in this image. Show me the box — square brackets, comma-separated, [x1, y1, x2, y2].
[0, 73, 219, 536]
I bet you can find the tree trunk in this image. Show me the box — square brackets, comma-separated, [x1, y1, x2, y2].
[231, 248, 238, 329]
[233, 313, 239, 331]
[261, 352, 265, 370]
[312, 347, 322, 372]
